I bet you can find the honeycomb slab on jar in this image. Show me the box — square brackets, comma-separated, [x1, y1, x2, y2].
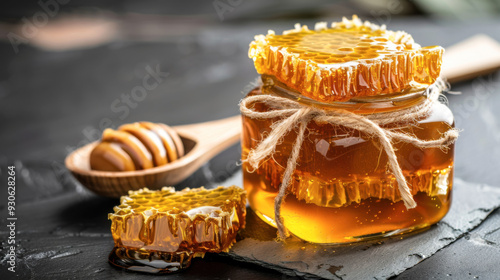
[248, 15, 444, 102]
[108, 186, 246, 273]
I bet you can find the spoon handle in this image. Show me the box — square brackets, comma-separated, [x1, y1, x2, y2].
[174, 115, 242, 167]
[442, 34, 500, 83]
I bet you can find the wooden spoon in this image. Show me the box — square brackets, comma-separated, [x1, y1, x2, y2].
[442, 34, 500, 83]
[65, 115, 241, 197]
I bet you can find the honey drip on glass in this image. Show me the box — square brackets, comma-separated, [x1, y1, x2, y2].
[242, 88, 454, 244]
[108, 186, 246, 273]
[249, 15, 443, 102]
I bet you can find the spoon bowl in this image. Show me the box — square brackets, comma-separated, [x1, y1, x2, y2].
[65, 115, 241, 197]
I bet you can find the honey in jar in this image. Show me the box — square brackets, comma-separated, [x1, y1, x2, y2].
[241, 16, 456, 244]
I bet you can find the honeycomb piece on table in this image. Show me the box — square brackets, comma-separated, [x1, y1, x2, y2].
[249, 15, 443, 102]
[108, 186, 246, 273]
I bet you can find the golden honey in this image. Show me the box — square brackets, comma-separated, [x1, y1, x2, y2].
[108, 186, 246, 272]
[249, 15, 443, 102]
[242, 16, 455, 244]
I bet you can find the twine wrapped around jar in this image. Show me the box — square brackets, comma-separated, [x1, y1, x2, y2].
[240, 77, 459, 240]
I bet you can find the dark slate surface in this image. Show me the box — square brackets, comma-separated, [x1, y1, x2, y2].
[0, 156, 282, 280]
[397, 208, 500, 280]
[0, 14, 500, 280]
[224, 174, 500, 279]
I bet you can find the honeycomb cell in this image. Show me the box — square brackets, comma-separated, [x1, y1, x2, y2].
[108, 186, 247, 273]
[248, 15, 443, 102]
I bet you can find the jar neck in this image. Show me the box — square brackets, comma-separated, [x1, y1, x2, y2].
[260, 75, 429, 115]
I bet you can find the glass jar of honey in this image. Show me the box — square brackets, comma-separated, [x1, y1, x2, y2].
[240, 16, 457, 244]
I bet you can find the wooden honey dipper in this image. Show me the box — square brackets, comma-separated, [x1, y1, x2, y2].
[90, 122, 184, 172]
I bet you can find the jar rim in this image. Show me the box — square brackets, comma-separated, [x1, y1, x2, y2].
[260, 75, 430, 114]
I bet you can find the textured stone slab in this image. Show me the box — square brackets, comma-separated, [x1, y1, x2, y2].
[397, 209, 500, 279]
[223, 173, 500, 280]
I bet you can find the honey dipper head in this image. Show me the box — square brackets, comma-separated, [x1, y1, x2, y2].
[249, 15, 444, 102]
[90, 122, 185, 172]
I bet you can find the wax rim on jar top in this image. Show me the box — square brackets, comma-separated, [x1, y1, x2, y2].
[108, 186, 246, 272]
[248, 15, 443, 102]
